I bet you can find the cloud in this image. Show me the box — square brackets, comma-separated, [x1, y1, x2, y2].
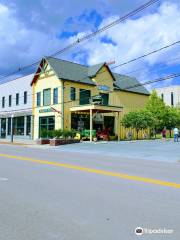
[68, 1, 180, 87]
[0, 2, 63, 75]
[0, 0, 179, 89]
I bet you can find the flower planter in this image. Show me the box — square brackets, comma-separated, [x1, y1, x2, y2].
[37, 139, 50, 145]
[50, 139, 80, 146]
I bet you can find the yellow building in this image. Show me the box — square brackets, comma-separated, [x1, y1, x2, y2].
[31, 57, 149, 140]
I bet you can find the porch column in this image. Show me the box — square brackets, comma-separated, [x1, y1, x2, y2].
[90, 109, 93, 142]
[117, 112, 120, 141]
[24, 116, 27, 137]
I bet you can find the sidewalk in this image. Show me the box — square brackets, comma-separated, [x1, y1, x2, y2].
[0, 138, 36, 146]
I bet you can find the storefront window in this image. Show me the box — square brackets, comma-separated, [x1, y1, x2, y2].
[8, 118, 11, 135]
[39, 116, 55, 137]
[26, 116, 31, 135]
[43, 88, 51, 106]
[1, 118, 6, 138]
[13, 116, 24, 135]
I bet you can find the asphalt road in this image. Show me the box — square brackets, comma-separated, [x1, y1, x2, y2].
[0, 142, 180, 240]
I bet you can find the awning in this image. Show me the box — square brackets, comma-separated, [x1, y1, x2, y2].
[70, 104, 123, 113]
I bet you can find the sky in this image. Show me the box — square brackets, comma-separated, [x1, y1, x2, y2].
[0, 0, 180, 88]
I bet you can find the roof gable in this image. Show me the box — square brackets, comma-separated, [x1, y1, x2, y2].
[88, 63, 105, 77]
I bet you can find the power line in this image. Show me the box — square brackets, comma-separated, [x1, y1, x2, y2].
[123, 55, 180, 75]
[111, 40, 180, 70]
[0, 0, 160, 82]
[125, 73, 180, 90]
[0, 72, 179, 115]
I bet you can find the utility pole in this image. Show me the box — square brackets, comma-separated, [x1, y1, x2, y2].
[11, 114, 14, 143]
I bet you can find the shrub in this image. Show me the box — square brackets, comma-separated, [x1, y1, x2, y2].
[40, 129, 48, 139]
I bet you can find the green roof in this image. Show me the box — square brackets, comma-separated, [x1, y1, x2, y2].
[43, 57, 149, 95]
[113, 73, 149, 95]
[88, 62, 105, 77]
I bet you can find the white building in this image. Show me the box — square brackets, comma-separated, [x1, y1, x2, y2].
[155, 85, 180, 108]
[0, 74, 33, 140]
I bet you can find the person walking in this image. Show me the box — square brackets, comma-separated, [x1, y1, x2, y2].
[162, 127, 166, 141]
[173, 127, 179, 142]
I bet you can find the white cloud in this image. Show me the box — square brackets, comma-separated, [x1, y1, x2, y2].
[0, 3, 63, 75]
[70, 1, 180, 87]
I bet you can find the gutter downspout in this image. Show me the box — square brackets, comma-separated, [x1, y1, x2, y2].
[61, 80, 64, 130]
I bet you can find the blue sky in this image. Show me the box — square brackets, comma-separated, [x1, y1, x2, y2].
[0, 0, 179, 88]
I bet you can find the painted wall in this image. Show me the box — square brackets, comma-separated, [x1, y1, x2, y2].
[155, 86, 180, 107]
[32, 63, 149, 140]
[33, 66, 63, 139]
[0, 74, 33, 117]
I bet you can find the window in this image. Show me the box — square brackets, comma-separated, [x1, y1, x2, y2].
[53, 88, 58, 104]
[37, 92, 41, 107]
[26, 116, 31, 135]
[24, 91, 27, 104]
[16, 93, 19, 105]
[8, 118, 11, 135]
[79, 89, 91, 105]
[171, 92, 174, 106]
[9, 95, 12, 107]
[70, 87, 76, 101]
[161, 93, 164, 101]
[2, 97, 5, 108]
[43, 88, 51, 106]
[100, 93, 109, 106]
[13, 116, 24, 135]
[39, 116, 55, 138]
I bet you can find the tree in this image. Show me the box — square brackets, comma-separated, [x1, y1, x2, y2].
[145, 90, 167, 135]
[121, 110, 154, 140]
[164, 107, 180, 137]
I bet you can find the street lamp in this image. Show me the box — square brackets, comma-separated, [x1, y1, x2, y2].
[11, 114, 14, 143]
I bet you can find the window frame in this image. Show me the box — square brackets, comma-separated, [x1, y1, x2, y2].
[2, 97, 5, 108]
[70, 87, 76, 101]
[9, 95, 12, 107]
[53, 88, 58, 105]
[16, 93, 19, 106]
[43, 88, 51, 106]
[171, 92, 174, 106]
[37, 92, 41, 107]
[24, 91, 27, 104]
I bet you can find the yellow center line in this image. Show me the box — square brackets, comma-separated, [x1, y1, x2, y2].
[0, 153, 180, 189]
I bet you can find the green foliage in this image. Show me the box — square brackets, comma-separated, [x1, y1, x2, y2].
[40, 129, 78, 139]
[145, 90, 167, 131]
[40, 129, 48, 139]
[52, 129, 63, 138]
[121, 110, 154, 139]
[146, 91, 180, 133]
[164, 107, 180, 130]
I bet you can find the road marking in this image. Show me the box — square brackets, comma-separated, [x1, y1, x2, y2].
[0, 153, 180, 189]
